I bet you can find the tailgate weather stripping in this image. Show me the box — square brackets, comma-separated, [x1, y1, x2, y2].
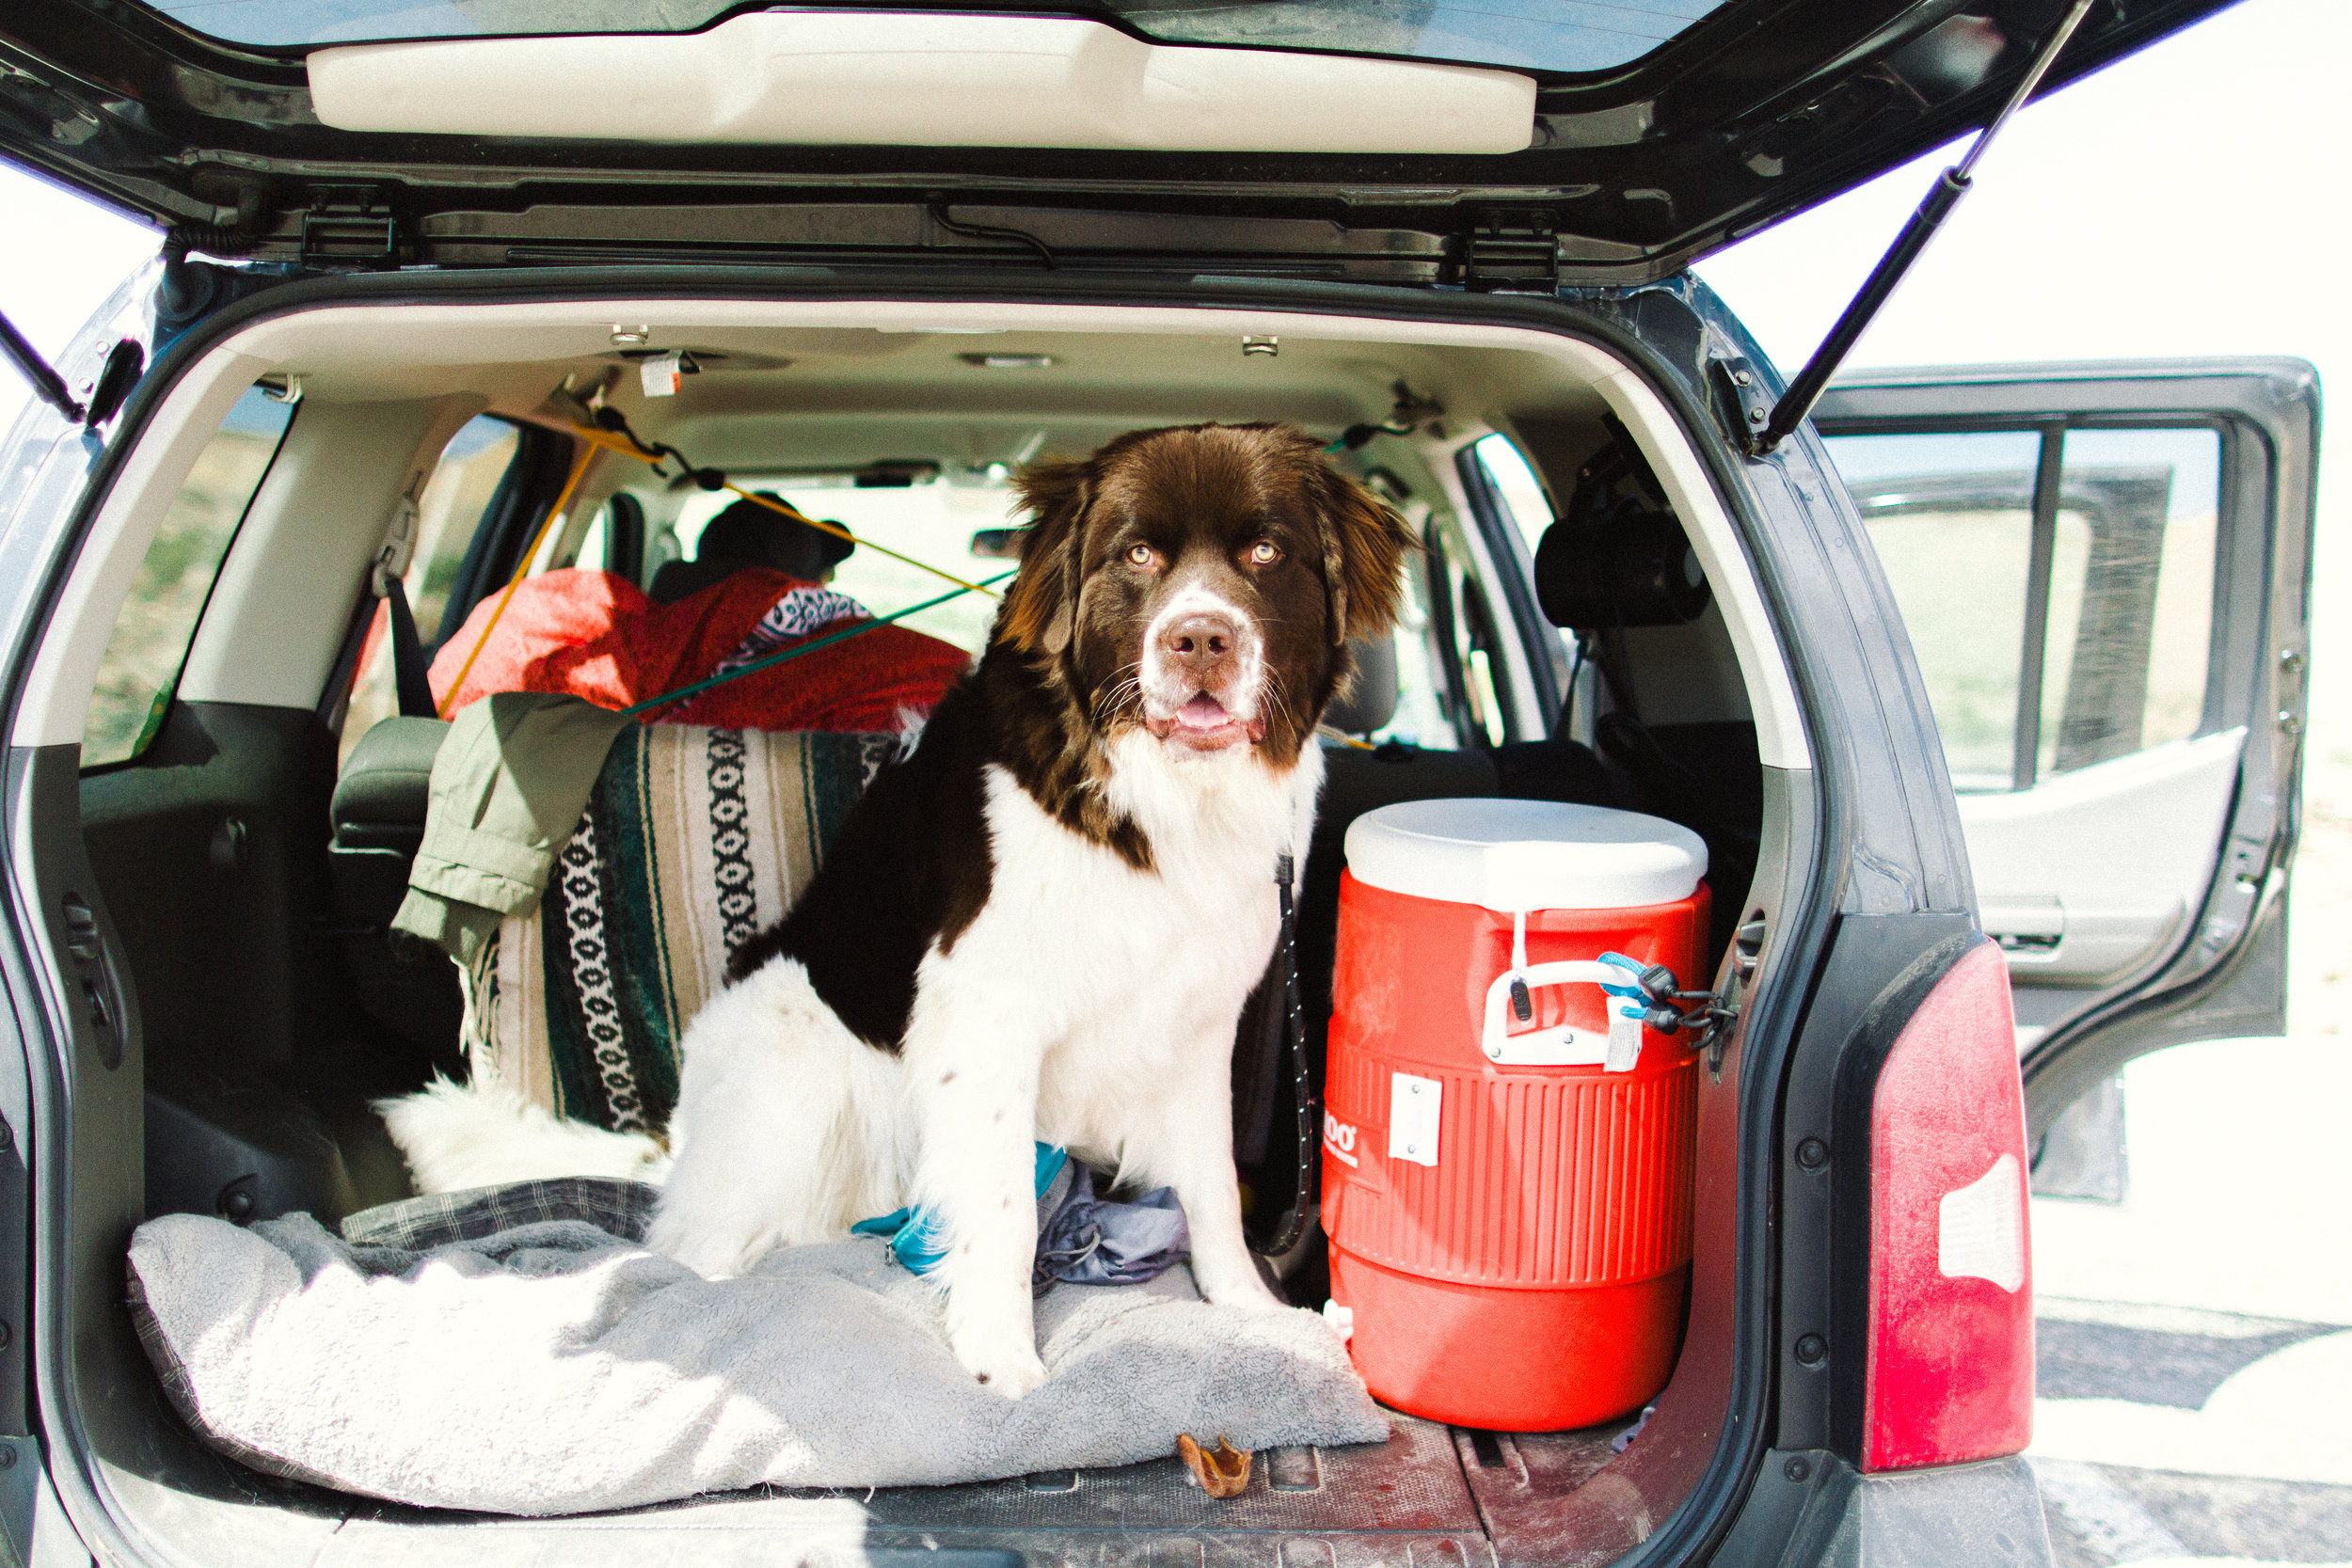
[1752, 0, 2097, 455]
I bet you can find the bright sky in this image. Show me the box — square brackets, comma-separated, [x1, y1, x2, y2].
[0, 0, 2340, 690]
[1690, 0, 2349, 823]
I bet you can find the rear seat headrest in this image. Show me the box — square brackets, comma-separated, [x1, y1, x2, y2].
[1323, 633, 1399, 736]
[331, 716, 451, 848]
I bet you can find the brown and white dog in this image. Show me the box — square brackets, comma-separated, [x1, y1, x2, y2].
[644, 422, 1413, 1396]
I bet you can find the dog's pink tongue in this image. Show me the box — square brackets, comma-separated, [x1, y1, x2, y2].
[1175, 694, 1231, 730]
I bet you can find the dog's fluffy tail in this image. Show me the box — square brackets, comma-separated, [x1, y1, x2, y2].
[375, 1078, 670, 1195]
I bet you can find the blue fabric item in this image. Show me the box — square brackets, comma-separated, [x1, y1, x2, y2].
[852, 1144, 1069, 1275]
[1033, 1163, 1192, 1296]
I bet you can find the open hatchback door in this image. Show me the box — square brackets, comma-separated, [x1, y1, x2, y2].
[1814, 361, 2318, 1141]
[0, 0, 2242, 285]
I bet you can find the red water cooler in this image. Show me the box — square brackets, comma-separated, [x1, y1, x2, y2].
[1323, 798, 1709, 1432]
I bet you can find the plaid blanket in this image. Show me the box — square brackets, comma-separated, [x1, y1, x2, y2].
[464, 723, 897, 1134]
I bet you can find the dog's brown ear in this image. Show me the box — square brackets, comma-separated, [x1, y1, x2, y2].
[1311, 465, 1419, 647]
[1002, 458, 1093, 656]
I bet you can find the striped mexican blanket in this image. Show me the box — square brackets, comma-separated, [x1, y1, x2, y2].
[462, 723, 898, 1135]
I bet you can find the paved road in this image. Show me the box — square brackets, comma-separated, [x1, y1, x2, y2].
[2028, 1033, 2352, 1566]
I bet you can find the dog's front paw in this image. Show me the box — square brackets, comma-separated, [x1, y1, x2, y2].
[644, 1207, 769, 1279]
[1195, 1264, 1289, 1315]
[952, 1323, 1050, 1400]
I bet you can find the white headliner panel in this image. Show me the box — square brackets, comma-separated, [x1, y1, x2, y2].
[309, 11, 1536, 153]
[12, 300, 1809, 772]
[179, 396, 485, 711]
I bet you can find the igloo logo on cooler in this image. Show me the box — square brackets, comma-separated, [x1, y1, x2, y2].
[1323, 1112, 1359, 1168]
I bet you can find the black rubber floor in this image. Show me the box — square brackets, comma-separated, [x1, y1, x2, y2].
[326, 1415, 1507, 1568]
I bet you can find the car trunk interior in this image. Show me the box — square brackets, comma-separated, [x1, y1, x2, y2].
[38, 293, 1804, 1568]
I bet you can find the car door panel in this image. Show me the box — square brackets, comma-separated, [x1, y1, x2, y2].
[1962, 726, 2243, 996]
[1813, 362, 2316, 1135]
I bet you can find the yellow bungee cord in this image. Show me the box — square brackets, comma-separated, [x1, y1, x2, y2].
[434, 444, 597, 718]
[566, 420, 1002, 600]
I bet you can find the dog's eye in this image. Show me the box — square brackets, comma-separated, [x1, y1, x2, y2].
[1125, 544, 1159, 569]
[1247, 540, 1281, 566]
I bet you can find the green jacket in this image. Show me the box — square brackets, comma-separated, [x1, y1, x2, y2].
[391, 692, 634, 965]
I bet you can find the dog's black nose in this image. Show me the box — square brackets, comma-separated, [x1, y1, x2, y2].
[1161, 612, 1238, 680]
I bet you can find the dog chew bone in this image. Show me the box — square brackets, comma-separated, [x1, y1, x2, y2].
[1177, 1434, 1252, 1498]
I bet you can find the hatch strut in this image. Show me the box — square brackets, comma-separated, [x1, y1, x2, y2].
[1752, 0, 2096, 455]
[0, 307, 84, 423]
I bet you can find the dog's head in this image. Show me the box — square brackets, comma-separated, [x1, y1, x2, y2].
[1000, 422, 1416, 767]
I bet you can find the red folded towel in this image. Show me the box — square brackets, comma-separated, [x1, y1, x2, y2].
[428, 567, 969, 731]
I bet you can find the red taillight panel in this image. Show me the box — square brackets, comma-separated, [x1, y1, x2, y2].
[1864, 939, 2033, 1472]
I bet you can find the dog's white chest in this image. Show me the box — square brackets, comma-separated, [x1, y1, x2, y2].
[925, 749, 1311, 1150]
[962, 765, 1284, 1006]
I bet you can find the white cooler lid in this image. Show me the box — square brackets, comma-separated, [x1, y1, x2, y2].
[1344, 798, 1708, 912]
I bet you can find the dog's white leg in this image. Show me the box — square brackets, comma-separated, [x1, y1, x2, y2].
[648, 959, 900, 1277]
[902, 979, 1054, 1399]
[1130, 1039, 1288, 1314]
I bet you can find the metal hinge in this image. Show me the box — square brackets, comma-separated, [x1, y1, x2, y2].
[1455, 211, 1560, 293]
[301, 205, 400, 270]
[1709, 352, 1773, 451]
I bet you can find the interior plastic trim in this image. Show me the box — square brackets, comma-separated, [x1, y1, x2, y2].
[308, 12, 1538, 154]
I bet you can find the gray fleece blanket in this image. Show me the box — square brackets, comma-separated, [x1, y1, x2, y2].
[126, 1200, 1384, 1516]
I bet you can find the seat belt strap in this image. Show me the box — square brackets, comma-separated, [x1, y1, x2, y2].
[371, 493, 436, 719]
[382, 575, 437, 719]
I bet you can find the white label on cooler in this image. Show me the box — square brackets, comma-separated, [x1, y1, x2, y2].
[1389, 1073, 1440, 1167]
[1605, 1008, 1645, 1072]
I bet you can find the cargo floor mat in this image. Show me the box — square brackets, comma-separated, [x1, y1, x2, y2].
[323, 1415, 1489, 1567]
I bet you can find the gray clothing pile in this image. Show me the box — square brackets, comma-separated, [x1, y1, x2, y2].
[126, 1189, 1384, 1517]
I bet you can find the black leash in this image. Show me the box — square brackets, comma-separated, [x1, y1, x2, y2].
[1252, 853, 1317, 1258]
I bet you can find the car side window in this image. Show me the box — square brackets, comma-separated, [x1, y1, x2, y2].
[338, 416, 524, 761]
[1381, 546, 1458, 751]
[1470, 432, 1554, 553]
[664, 478, 1017, 657]
[82, 384, 296, 769]
[1416, 436, 1563, 750]
[1825, 427, 2220, 792]
[569, 492, 646, 583]
[1321, 464, 1459, 752]
[2040, 428, 2219, 773]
